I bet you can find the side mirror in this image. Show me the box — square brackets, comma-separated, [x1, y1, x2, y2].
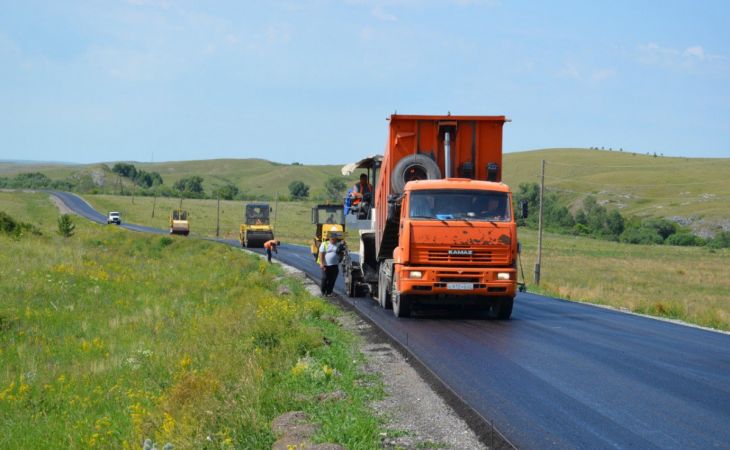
[520, 200, 528, 219]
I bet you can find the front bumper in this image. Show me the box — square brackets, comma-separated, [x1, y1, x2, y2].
[396, 265, 516, 298]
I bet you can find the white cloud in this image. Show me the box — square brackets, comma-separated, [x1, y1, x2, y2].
[683, 45, 705, 60]
[556, 61, 616, 84]
[637, 42, 729, 72]
[372, 4, 397, 21]
[592, 68, 616, 82]
[557, 62, 580, 79]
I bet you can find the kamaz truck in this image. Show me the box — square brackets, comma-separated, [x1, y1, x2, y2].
[343, 114, 521, 318]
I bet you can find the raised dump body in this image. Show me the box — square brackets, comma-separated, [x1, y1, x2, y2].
[356, 114, 518, 318]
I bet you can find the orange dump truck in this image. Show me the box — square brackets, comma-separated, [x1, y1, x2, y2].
[344, 114, 521, 318]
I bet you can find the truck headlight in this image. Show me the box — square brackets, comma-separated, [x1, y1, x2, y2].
[409, 271, 423, 279]
[497, 272, 511, 280]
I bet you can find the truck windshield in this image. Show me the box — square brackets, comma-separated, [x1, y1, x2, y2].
[409, 190, 511, 222]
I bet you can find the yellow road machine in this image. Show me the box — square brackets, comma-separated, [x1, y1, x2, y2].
[240, 203, 274, 248]
[169, 209, 190, 236]
[310, 204, 346, 260]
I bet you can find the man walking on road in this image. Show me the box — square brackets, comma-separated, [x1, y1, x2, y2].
[319, 229, 342, 296]
[263, 239, 280, 263]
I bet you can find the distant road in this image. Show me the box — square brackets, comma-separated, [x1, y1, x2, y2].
[52, 191, 730, 449]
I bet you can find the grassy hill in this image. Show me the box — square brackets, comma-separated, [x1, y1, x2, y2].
[3, 148, 729, 229]
[0, 159, 361, 199]
[503, 148, 730, 234]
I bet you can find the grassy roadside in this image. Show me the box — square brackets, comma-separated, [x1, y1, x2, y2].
[0, 192, 384, 448]
[518, 228, 730, 330]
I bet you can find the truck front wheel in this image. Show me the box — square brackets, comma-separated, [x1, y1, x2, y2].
[496, 297, 514, 320]
[392, 289, 411, 318]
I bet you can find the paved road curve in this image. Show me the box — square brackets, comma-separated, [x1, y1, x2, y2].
[53, 191, 730, 449]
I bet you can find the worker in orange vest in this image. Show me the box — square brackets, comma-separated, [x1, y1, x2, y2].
[349, 173, 372, 206]
[263, 239, 280, 263]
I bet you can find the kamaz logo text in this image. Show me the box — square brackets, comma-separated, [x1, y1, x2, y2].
[448, 249, 473, 256]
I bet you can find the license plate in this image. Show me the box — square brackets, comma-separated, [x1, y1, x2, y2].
[446, 282, 473, 290]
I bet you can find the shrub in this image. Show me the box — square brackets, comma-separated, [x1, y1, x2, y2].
[0, 211, 42, 237]
[323, 177, 347, 202]
[620, 226, 663, 245]
[57, 214, 76, 237]
[288, 180, 310, 200]
[708, 231, 730, 249]
[666, 233, 705, 247]
[173, 176, 205, 197]
[214, 184, 239, 200]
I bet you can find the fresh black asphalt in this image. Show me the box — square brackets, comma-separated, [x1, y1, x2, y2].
[52, 191, 730, 449]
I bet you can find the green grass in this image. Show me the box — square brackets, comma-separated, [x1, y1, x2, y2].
[0, 192, 385, 449]
[503, 148, 730, 224]
[518, 227, 730, 330]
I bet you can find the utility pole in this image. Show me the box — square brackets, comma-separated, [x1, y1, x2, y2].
[273, 191, 279, 229]
[535, 159, 545, 285]
[151, 190, 157, 218]
[216, 190, 221, 238]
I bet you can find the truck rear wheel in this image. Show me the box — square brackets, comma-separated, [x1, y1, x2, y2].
[496, 297, 514, 320]
[377, 268, 392, 309]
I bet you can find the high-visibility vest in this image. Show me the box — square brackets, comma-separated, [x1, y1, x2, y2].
[352, 182, 372, 205]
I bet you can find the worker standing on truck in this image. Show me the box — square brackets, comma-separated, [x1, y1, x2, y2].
[349, 173, 372, 206]
[263, 239, 280, 263]
[319, 229, 342, 296]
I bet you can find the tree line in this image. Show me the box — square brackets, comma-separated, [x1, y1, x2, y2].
[0, 164, 353, 202]
[514, 182, 730, 249]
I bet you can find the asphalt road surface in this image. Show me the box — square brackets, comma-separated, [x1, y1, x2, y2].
[53, 191, 730, 449]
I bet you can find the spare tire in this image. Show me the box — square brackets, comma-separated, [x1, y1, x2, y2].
[391, 154, 442, 194]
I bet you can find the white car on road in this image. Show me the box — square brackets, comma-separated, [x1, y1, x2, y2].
[107, 211, 121, 225]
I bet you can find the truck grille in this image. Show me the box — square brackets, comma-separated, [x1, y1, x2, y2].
[421, 248, 510, 265]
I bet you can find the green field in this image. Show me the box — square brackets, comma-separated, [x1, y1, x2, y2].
[0, 192, 385, 448]
[517, 228, 730, 331]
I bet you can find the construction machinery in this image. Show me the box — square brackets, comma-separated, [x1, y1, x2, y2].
[169, 209, 190, 236]
[342, 114, 523, 318]
[240, 203, 274, 248]
[310, 204, 346, 260]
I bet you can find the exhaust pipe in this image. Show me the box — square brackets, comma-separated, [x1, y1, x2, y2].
[444, 132, 452, 178]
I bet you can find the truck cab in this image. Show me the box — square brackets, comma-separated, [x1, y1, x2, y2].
[392, 180, 517, 316]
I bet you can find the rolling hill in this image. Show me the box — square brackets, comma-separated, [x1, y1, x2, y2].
[3, 148, 729, 232]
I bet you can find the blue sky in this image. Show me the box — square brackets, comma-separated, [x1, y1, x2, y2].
[1, 0, 729, 164]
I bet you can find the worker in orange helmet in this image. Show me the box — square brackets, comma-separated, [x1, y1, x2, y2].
[263, 239, 280, 263]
